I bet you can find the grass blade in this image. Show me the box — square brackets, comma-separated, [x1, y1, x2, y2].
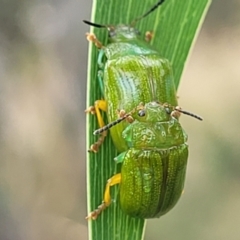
[86, 0, 211, 239]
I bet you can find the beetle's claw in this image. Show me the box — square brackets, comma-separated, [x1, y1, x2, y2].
[88, 131, 107, 153]
[145, 31, 154, 42]
[117, 109, 126, 117]
[85, 106, 96, 114]
[85, 211, 98, 220]
[88, 143, 99, 153]
[117, 109, 134, 123]
[86, 33, 103, 48]
[86, 202, 108, 220]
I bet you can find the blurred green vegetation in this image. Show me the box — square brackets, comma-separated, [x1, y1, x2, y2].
[0, 0, 240, 239]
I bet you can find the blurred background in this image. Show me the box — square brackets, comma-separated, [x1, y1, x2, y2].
[0, 0, 239, 239]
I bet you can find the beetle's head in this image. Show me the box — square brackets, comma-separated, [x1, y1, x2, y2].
[93, 101, 202, 136]
[108, 25, 140, 42]
[83, 21, 141, 42]
[122, 102, 202, 149]
[84, 0, 167, 42]
[135, 101, 203, 122]
[136, 101, 172, 123]
[122, 102, 188, 149]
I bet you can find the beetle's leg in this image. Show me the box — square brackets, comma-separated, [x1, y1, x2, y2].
[86, 32, 103, 48]
[86, 173, 121, 220]
[97, 49, 105, 69]
[117, 109, 134, 123]
[97, 49, 105, 96]
[85, 99, 108, 152]
[145, 31, 154, 42]
[86, 49, 107, 152]
[96, 50, 106, 95]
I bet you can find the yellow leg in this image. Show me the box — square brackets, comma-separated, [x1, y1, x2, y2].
[86, 100, 108, 152]
[86, 173, 121, 220]
[94, 100, 107, 128]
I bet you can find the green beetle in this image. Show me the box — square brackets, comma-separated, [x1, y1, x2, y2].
[85, 0, 202, 220]
[113, 102, 189, 218]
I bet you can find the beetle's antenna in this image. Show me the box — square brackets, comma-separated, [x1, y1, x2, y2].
[94, 106, 139, 135]
[174, 107, 203, 121]
[83, 20, 107, 29]
[94, 113, 131, 135]
[131, 0, 165, 26]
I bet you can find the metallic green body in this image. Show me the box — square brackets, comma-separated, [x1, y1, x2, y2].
[118, 102, 188, 218]
[98, 26, 188, 218]
[99, 26, 178, 152]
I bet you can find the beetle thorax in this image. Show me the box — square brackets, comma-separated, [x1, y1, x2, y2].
[109, 25, 140, 42]
[121, 102, 188, 149]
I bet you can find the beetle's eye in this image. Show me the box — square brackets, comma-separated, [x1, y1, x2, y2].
[165, 107, 171, 114]
[138, 109, 146, 117]
[109, 30, 116, 37]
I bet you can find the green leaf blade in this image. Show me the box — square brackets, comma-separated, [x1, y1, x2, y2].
[86, 0, 211, 239]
